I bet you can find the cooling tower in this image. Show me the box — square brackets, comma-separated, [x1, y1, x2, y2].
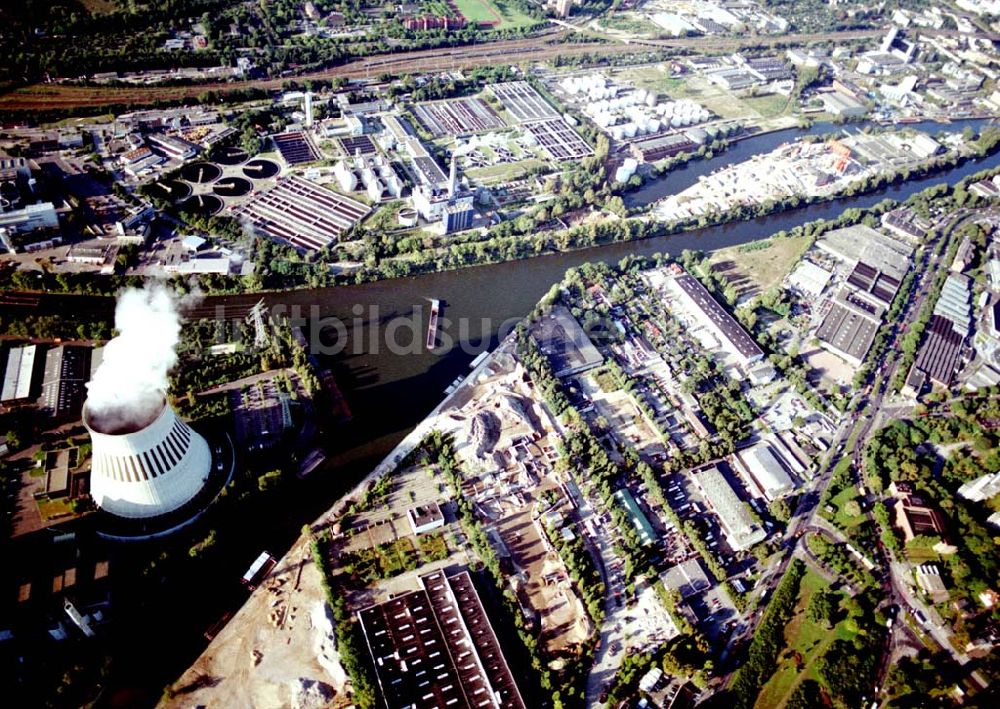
[84, 396, 212, 519]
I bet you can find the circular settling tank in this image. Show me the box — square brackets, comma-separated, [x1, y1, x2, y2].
[215, 147, 249, 165]
[180, 161, 222, 184]
[398, 207, 418, 227]
[151, 179, 193, 202]
[179, 194, 223, 216]
[212, 176, 253, 198]
[242, 158, 280, 180]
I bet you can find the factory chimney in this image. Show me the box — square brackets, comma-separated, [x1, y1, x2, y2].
[304, 91, 314, 128]
[448, 153, 457, 198]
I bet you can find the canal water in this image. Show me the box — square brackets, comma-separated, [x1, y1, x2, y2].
[229, 124, 1000, 504]
[23, 121, 1000, 702]
[625, 118, 993, 207]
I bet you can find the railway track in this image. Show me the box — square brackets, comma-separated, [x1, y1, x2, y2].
[1, 28, 894, 113]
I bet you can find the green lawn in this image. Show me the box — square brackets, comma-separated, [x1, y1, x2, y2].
[905, 543, 941, 564]
[745, 93, 793, 119]
[466, 158, 544, 184]
[754, 569, 857, 709]
[36, 497, 75, 522]
[593, 369, 621, 394]
[419, 532, 450, 562]
[453, 0, 536, 29]
[709, 235, 812, 297]
[829, 484, 866, 530]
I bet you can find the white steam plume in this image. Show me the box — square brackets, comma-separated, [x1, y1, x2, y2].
[85, 285, 184, 433]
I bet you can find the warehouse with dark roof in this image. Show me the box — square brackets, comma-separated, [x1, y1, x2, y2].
[358, 569, 525, 709]
[668, 271, 764, 368]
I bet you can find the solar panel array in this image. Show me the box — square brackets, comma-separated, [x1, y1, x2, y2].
[235, 175, 369, 251]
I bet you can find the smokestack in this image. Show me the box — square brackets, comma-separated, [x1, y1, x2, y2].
[304, 91, 314, 128]
[448, 153, 457, 198]
[84, 396, 212, 519]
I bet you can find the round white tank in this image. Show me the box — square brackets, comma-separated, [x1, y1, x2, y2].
[85, 399, 211, 520]
[623, 122, 637, 138]
[670, 116, 682, 128]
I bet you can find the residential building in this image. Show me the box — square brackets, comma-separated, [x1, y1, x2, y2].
[407, 502, 445, 534]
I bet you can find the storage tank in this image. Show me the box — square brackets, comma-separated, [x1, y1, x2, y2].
[398, 206, 418, 227]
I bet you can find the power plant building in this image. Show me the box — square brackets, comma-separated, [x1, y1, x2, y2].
[39, 345, 89, 420]
[441, 198, 474, 233]
[84, 398, 212, 520]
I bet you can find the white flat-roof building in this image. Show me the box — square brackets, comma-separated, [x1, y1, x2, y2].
[958, 472, 1000, 502]
[786, 260, 833, 299]
[407, 502, 445, 535]
[1, 344, 37, 402]
[737, 442, 797, 501]
[692, 466, 766, 552]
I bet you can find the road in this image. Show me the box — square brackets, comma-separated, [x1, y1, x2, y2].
[573, 483, 638, 706]
[718, 207, 993, 697]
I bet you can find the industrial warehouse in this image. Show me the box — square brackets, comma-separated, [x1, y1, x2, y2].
[657, 267, 764, 370]
[692, 466, 767, 552]
[487, 81, 559, 123]
[357, 569, 525, 709]
[411, 97, 507, 137]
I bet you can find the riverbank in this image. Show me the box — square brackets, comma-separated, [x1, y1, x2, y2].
[4, 124, 999, 312]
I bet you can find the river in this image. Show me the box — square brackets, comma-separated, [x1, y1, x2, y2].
[22, 121, 1000, 703]
[238, 122, 1000, 505]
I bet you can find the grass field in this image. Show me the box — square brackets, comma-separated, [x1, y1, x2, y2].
[829, 484, 866, 530]
[593, 368, 621, 394]
[79, 0, 117, 14]
[466, 158, 545, 184]
[709, 235, 812, 298]
[745, 93, 793, 119]
[754, 569, 855, 709]
[453, 0, 536, 29]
